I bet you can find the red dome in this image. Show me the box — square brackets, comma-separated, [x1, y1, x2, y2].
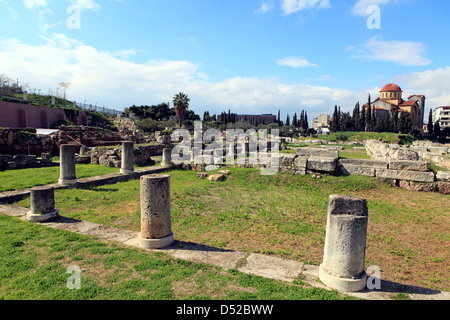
[380, 83, 402, 92]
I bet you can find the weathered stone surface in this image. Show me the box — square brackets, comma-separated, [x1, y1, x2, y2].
[436, 182, 450, 195]
[365, 140, 419, 161]
[399, 180, 437, 193]
[139, 174, 172, 240]
[376, 168, 435, 183]
[320, 195, 368, 292]
[436, 171, 450, 182]
[29, 186, 56, 214]
[338, 159, 388, 169]
[120, 141, 135, 174]
[307, 156, 337, 173]
[389, 161, 429, 172]
[207, 174, 226, 182]
[339, 164, 375, 177]
[293, 156, 308, 169]
[197, 172, 208, 179]
[59, 144, 78, 185]
[297, 147, 339, 158]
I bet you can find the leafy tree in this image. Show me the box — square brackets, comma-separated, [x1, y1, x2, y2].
[173, 92, 190, 127]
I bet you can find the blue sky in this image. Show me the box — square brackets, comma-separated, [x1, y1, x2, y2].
[1, 0, 449, 121]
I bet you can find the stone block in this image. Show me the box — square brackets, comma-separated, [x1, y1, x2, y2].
[388, 161, 429, 172]
[338, 159, 388, 169]
[376, 168, 435, 183]
[293, 156, 308, 169]
[339, 164, 375, 177]
[296, 147, 339, 158]
[399, 180, 437, 193]
[307, 156, 337, 173]
[437, 182, 450, 195]
[208, 174, 226, 182]
[436, 171, 450, 182]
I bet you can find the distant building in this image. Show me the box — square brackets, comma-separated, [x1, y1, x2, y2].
[312, 113, 331, 134]
[434, 106, 450, 129]
[365, 83, 425, 128]
[217, 113, 276, 126]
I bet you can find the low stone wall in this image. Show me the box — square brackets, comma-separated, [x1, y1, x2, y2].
[364, 140, 419, 161]
[0, 128, 55, 156]
[410, 141, 450, 170]
[0, 153, 55, 171]
[83, 143, 173, 168]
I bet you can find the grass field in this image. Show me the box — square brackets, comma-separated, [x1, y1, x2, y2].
[13, 167, 450, 293]
[0, 164, 120, 193]
[298, 132, 416, 145]
[0, 214, 347, 300]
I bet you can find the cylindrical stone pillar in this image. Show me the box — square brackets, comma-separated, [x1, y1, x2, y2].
[27, 186, 59, 222]
[162, 148, 172, 167]
[58, 144, 77, 185]
[319, 194, 369, 292]
[137, 174, 174, 249]
[120, 141, 134, 174]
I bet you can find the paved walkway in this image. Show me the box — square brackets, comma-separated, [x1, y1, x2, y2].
[0, 203, 448, 300]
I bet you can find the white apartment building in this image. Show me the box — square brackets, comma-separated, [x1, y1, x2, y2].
[434, 106, 450, 128]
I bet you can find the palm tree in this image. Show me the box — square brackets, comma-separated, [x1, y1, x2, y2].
[172, 92, 190, 127]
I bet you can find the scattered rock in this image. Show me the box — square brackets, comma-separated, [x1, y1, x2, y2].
[207, 174, 226, 182]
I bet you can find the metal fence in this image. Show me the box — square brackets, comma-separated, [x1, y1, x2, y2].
[74, 102, 123, 116]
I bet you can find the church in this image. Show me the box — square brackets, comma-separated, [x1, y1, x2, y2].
[365, 83, 425, 129]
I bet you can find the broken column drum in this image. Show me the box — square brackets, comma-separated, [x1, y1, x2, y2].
[138, 174, 174, 249]
[27, 186, 59, 222]
[319, 194, 369, 292]
[120, 141, 135, 174]
[162, 148, 172, 167]
[58, 144, 78, 185]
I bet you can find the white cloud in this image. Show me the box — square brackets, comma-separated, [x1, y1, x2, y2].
[352, 0, 396, 16]
[281, 0, 330, 15]
[347, 36, 431, 66]
[255, 0, 275, 14]
[10, 33, 449, 119]
[73, 0, 100, 11]
[393, 67, 450, 108]
[277, 56, 317, 68]
[23, 0, 51, 10]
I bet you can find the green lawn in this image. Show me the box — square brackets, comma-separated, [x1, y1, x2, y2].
[0, 164, 120, 192]
[14, 167, 450, 292]
[0, 214, 346, 300]
[298, 132, 416, 145]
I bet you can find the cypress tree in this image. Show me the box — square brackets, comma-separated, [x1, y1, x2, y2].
[286, 114, 290, 127]
[293, 113, 297, 127]
[427, 109, 434, 134]
[304, 111, 308, 131]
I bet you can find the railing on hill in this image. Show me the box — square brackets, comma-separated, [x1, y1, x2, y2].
[0, 94, 123, 117]
[74, 102, 123, 116]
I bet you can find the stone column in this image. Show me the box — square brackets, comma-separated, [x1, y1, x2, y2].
[138, 174, 174, 249]
[120, 141, 134, 174]
[58, 144, 78, 185]
[319, 194, 369, 292]
[27, 186, 59, 222]
[162, 148, 172, 167]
